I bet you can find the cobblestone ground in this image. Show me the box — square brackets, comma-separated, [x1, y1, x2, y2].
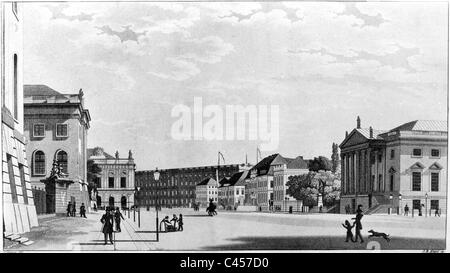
[4, 208, 446, 251]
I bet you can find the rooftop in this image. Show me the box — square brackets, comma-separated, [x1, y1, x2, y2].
[388, 120, 447, 133]
[197, 177, 217, 186]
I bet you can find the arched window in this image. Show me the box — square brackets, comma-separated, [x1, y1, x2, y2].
[56, 150, 68, 174]
[33, 150, 46, 175]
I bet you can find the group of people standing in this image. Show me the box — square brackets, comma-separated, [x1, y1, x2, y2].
[100, 207, 125, 245]
[66, 202, 86, 218]
[342, 204, 364, 243]
[160, 214, 184, 232]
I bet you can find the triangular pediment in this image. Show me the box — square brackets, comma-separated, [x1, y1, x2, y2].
[429, 162, 443, 170]
[410, 162, 425, 169]
[340, 130, 369, 149]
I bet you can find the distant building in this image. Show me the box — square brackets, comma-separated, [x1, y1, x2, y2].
[218, 170, 249, 209]
[135, 164, 241, 208]
[1, 2, 39, 234]
[340, 118, 447, 215]
[195, 178, 218, 207]
[87, 147, 135, 209]
[23, 84, 91, 215]
[273, 156, 309, 211]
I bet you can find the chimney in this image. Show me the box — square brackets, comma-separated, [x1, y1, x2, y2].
[357, 116, 361, 129]
[345, 131, 348, 138]
[369, 126, 373, 138]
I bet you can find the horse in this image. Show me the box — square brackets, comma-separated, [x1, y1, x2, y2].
[206, 203, 217, 216]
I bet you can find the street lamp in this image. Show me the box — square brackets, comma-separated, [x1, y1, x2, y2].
[425, 192, 428, 218]
[137, 186, 141, 228]
[154, 167, 160, 242]
[398, 194, 402, 215]
[389, 194, 393, 215]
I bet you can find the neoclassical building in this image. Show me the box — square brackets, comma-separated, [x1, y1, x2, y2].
[340, 117, 447, 215]
[88, 147, 135, 209]
[2, 2, 39, 234]
[24, 84, 91, 215]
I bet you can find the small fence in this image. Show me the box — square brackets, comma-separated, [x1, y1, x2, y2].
[32, 187, 47, 215]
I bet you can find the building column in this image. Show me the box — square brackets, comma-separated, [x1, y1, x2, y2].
[341, 154, 345, 195]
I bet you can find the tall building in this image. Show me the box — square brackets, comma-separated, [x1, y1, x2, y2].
[195, 177, 218, 207]
[273, 156, 309, 211]
[135, 164, 241, 208]
[340, 118, 447, 214]
[23, 84, 91, 215]
[87, 147, 135, 209]
[1, 2, 39, 234]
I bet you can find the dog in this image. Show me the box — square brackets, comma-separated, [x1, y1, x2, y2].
[368, 229, 390, 242]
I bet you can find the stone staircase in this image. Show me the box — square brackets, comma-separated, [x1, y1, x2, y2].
[364, 194, 392, 215]
[3, 232, 34, 247]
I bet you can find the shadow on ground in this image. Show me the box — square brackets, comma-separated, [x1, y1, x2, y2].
[202, 236, 445, 251]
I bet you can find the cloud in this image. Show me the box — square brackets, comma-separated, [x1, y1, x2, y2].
[148, 57, 201, 81]
[336, 2, 388, 28]
[287, 45, 421, 73]
[45, 3, 95, 22]
[96, 25, 147, 43]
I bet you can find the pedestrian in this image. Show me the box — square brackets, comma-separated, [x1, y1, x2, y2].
[114, 207, 125, 232]
[80, 203, 87, 218]
[178, 214, 184, 231]
[160, 216, 172, 232]
[171, 214, 178, 229]
[352, 205, 364, 243]
[100, 207, 114, 245]
[66, 202, 72, 217]
[71, 203, 76, 217]
[419, 204, 423, 216]
[342, 220, 355, 242]
[93, 203, 97, 212]
[435, 208, 440, 217]
[404, 204, 409, 216]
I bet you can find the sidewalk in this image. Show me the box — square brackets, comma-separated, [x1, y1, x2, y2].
[5, 210, 157, 251]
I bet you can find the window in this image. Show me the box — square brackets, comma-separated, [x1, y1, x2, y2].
[7, 154, 18, 203]
[390, 174, 394, 192]
[430, 200, 439, 210]
[431, 149, 440, 158]
[13, 54, 18, 119]
[378, 153, 382, 163]
[412, 172, 421, 191]
[56, 124, 68, 137]
[390, 149, 395, 159]
[412, 148, 422, 157]
[95, 177, 101, 188]
[56, 150, 68, 174]
[33, 124, 45, 137]
[33, 151, 46, 175]
[19, 164, 28, 205]
[120, 177, 126, 188]
[431, 173, 439, 191]
[108, 177, 114, 188]
[413, 199, 421, 210]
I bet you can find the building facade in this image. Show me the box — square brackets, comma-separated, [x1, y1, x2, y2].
[1, 2, 39, 234]
[87, 147, 135, 209]
[273, 156, 309, 211]
[340, 118, 447, 215]
[218, 170, 248, 209]
[23, 85, 91, 214]
[195, 178, 218, 207]
[135, 164, 240, 208]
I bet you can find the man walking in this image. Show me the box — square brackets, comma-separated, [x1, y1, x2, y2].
[404, 204, 409, 216]
[80, 203, 87, 218]
[66, 202, 72, 217]
[100, 208, 114, 245]
[352, 205, 364, 244]
[114, 207, 125, 232]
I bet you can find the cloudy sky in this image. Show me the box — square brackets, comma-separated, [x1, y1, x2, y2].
[23, 1, 448, 170]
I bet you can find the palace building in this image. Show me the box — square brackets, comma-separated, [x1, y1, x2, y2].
[87, 147, 136, 209]
[23, 84, 91, 215]
[340, 117, 447, 215]
[1, 2, 39, 234]
[135, 164, 241, 208]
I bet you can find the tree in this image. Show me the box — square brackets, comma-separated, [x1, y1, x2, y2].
[308, 156, 332, 172]
[331, 143, 340, 173]
[286, 171, 341, 207]
[87, 159, 102, 201]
